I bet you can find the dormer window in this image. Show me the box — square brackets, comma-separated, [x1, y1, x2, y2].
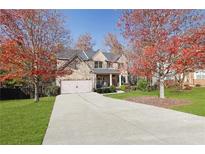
[95, 61, 102, 68]
[118, 63, 124, 69]
[107, 62, 113, 68]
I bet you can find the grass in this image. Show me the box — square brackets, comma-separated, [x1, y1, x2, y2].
[107, 87, 205, 117]
[0, 97, 55, 145]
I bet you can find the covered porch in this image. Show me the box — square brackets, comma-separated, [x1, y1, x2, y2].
[93, 68, 128, 88]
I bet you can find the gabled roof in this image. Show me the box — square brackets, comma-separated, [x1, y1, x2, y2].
[57, 49, 82, 60]
[103, 52, 121, 62]
[57, 49, 122, 62]
[58, 53, 92, 71]
[85, 50, 98, 60]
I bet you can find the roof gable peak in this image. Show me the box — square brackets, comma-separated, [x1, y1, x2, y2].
[92, 50, 108, 61]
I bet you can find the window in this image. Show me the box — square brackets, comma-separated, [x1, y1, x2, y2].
[94, 61, 103, 68]
[107, 62, 113, 68]
[195, 71, 205, 79]
[118, 63, 124, 69]
[165, 76, 174, 80]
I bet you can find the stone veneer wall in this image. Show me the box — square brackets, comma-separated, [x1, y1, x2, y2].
[56, 58, 93, 86]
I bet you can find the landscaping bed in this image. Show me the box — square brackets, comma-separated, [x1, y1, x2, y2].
[94, 85, 116, 94]
[126, 96, 191, 108]
[107, 87, 205, 116]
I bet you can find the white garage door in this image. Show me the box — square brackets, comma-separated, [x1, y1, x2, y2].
[61, 80, 92, 94]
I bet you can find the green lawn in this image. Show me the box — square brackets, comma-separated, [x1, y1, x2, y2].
[0, 97, 55, 145]
[107, 87, 205, 116]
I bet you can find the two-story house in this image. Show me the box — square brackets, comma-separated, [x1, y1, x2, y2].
[182, 70, 205, 86]
[56, 49, 128, 93]
[164, 70, 205, 87]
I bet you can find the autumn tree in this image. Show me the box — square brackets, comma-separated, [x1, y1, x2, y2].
[119, 10, 205, 98]
[75, 33, 94, 51]
[104, 32, 124, 55]
[172, 27, 205, 89]
[0, 10, 71, 102]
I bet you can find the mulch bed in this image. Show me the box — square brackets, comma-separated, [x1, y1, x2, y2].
[126, 96, 191, 108]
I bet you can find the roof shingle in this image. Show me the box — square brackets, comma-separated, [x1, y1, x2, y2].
[57, 49, 121, 62]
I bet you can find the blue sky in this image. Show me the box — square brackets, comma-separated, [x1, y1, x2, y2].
[60, 10, 124, 50]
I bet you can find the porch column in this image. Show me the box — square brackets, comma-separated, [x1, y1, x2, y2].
[119, 74, 122, 87]
[125, 75, 128, 84]
[93, 74, 97, 89]
[110, 74, 112, 86]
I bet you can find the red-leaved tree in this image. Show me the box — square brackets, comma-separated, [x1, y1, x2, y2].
[119, 10, 205, 98]
[172, 27, 205, 89]
[0, 10, 71, 102]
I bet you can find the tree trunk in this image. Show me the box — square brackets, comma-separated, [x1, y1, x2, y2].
[179, 80, 183, 90]
[34, 81, 39, 102]
[180, 73, 185, 90]
[159, 78, 165, 99]
[175, 73, 185, 90]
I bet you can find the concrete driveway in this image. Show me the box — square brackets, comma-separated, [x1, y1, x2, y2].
[43, 92, 205, 144]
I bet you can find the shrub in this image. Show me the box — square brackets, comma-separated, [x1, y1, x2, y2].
[125, 84, 131, 92]
[120, 85, 126, 91]
[103, 87, 111, 93]
[110, 85, 116, 92]
[45, 85, 60, 96]
[137, 79, 148, 91]
[120, 84, 131, 92]
[95, 87, 116, 94]
[147, 84, 158, 91]
[95, 88, 102, 93]
[195, 84, 201, 87]
[130, 86, 137, 91]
